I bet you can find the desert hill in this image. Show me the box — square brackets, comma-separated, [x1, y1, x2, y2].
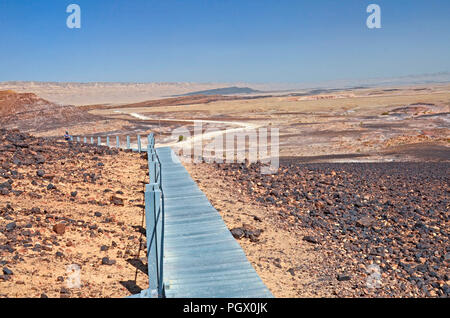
[0, 90, 98, 133]
[0, 90, 48, 117]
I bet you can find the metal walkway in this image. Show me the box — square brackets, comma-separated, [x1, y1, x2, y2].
[73, 134, 271, 298]
[156, 147, 273, 298]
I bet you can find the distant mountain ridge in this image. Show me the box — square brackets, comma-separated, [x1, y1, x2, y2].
[175, 86, 263, 96]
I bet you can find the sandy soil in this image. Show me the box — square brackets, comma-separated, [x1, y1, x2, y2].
[0, 130, 149, 297]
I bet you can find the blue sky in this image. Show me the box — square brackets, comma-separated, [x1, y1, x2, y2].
[0, 0, 449, 83]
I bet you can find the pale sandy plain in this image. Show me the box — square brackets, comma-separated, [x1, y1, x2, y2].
[84, 84, 450, 162]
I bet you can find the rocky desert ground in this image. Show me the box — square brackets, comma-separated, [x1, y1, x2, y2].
[0, 81, 449, 298]
[185, 160, 449, 297]
[0, 129, 149, 297]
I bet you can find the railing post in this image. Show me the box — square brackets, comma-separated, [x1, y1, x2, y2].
[126, 136, 130, 150]
[137, 135, 141, 153]
[149, 161, 157, 184]
[145, 184, 162, 297]
[148, 133, 154, 149]
[156, 185, 164, 296]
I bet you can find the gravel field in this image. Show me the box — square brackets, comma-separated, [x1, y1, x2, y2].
[0, 129, 149, 297]
[186, 160, 449, 297]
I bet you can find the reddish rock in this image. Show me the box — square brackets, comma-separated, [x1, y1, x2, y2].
[356, 216, 374, 228]
[53, 223, 66, 235]
[110, 195, 124, 206]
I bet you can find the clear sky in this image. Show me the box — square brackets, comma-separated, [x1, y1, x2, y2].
[0, 0, 449, 83]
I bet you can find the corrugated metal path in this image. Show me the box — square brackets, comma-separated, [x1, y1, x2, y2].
[156, 147, 273, 298]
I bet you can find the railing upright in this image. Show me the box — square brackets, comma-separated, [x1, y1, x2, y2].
[137, 135, 141, 153]
[148, 133, 154, 148]
[145, 184, 162, 296]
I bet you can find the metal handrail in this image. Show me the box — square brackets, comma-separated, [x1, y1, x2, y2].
[73, 133, 164, 297]
[145, 134, 164, 297]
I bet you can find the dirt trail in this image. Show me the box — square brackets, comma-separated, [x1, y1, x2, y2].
[117, 111, 263, 148]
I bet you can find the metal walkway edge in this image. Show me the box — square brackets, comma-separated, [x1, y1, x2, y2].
[156, 147, 273, 298]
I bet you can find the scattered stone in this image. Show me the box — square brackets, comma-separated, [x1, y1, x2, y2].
[110, 195, 124, 206]
[337, 274, 351, 282]
[5, 222, 16, 232]
[303, 236, 319, 244]
[356, 216, 374, 228]
[31, 207, 41, 214]
[53, 223, 66, 235]
[230, 228, 245, 239]
[0, 182, 12, 190]
[60, 287, 70, 294]
[0, 275, 11, 281]
[101, 257, 116, 265]
[253, 215, 263, 222]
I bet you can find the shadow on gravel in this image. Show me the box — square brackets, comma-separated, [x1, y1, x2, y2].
[281, 153, 367, 164]
[119, 280, 143, 295]
[132, 225, 146, 235]
[383, 143, 450, 161]
[126, 258, 148, 275]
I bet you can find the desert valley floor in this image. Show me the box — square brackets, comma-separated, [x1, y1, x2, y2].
[0, 83, 449, 297]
